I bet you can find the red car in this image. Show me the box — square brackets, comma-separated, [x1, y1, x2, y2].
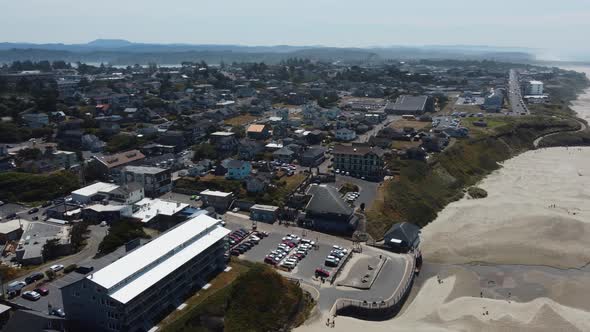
[33, 287, 49, 296]
[315, 268, 330, 278]
[264, 256, 278, 265]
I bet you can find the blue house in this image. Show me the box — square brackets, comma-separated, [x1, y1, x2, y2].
[224, 160, 252, 180]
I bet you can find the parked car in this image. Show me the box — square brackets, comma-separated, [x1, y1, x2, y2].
[231, 249, 241, 256]
[315, 268, 330, 278]
[325, 258, 338, 267]
[21, 291, 41, 301]
[50, 308, 66, 318]
[25, 272, 45, 284]
[75, 266, 94, 274]
[6, 213, 16, 220]
[7, 281, 26, 293]
[33, 287, 49, 296]
[50, 264, 64, 272]
[264, 256, 278, 265]
[255, 231, 269, 238]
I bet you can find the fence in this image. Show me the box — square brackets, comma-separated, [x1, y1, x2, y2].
[331, 254, 416, 320]
[330, 251, 354, 285]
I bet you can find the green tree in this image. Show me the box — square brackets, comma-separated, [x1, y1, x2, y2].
[192, 143, 218, 161]
[70, 222, 90, 251]
[106, 134, 141, 153]
[45, 268, 56, 281]
[231, 125, 245, 139]
[42, 238, 61, 260]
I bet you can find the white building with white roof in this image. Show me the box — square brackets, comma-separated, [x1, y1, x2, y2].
[131, 198, 188, 224]
[71, 182, 120, 204]
[526, 80, 544, 95]
[61, 215, 229, 332]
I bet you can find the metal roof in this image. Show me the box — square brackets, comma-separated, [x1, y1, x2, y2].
[305, 184, 353, 216]
[88, 215, 229, 304]
[71, 182, 119, 198]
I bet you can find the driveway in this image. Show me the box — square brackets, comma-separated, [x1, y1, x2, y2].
[10, 237, 134, 313]
[4, 224, 106, 287]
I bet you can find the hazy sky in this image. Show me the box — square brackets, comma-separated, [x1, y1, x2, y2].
[2, 0, 590, 59]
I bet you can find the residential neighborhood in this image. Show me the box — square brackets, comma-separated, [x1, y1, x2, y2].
[0, 56, 583, 332]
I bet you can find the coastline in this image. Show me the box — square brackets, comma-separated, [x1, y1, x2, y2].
[297, 66, 590, 331]
[409, 66, 590, 330]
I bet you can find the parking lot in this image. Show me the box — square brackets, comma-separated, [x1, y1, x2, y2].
[223, 212, 412, 312]
[8, 238, 142, 313]
[223, 213, 355, 282]
[239, 231, 348, 281]
[0, 203, 27, 219]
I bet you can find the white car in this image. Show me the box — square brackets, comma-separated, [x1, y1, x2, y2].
[301, 239, 316, 246]
[50, 264, 64, 272]
[22, 290, 41, 301]
[332, 245, 348, 253]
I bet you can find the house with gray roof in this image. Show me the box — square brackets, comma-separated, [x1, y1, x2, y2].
[303, 184, 358, 234]
[385, 95, 430, 115]
[272, 147, 296, 163]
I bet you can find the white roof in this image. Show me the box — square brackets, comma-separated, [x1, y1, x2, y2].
[251, 204, 279, 212]
[529, 80, 543, 85]
[132, 198, 189, 223]
[89, 215, 230, 304]
[86, 204, 128, 213]
[210, 131, 235, 136]
[0, 304, 10, 314]
[0, 219, 25, 234]
[200, 189, 232, 198]
[72, 182, 119, 198]
[46, 218, 68, 225]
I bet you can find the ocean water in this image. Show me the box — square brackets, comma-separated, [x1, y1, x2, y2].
[562, 66, 590, 120]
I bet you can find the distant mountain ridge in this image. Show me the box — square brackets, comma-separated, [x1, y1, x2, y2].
[0, 40, 535, 65]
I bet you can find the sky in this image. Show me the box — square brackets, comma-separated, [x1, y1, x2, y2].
[2, 0, 590, 60]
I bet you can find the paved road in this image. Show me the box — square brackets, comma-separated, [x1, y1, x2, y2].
[4, 224, 105, 281]
[508, 69, 530, 115]
[533, 118, 588, 148]
[355, 115, 400, 143]
[9, 235, 133, 313]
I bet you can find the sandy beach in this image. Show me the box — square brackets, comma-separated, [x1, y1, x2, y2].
[296, 67, 590, 332]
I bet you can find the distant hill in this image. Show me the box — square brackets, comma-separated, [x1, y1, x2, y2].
[0, 40, 535, 65]
[86, 39, 135, 48]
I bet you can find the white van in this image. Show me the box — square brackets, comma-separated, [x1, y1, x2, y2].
[8, 281, 26, 293]
[282, 261, 296, 270]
